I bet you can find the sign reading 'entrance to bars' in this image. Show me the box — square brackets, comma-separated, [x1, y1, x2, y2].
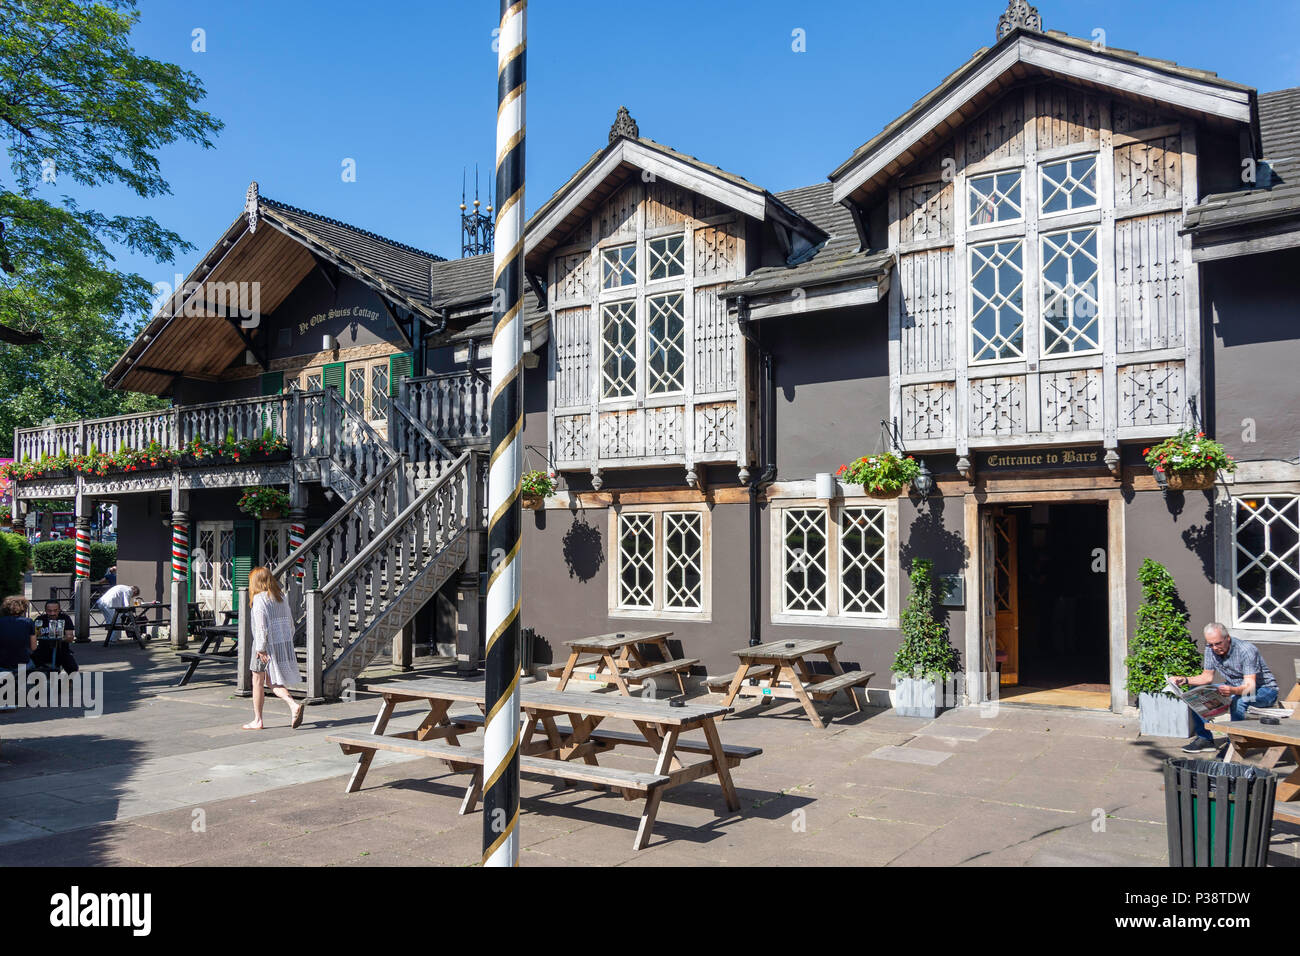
[979, 447, 1104, 471]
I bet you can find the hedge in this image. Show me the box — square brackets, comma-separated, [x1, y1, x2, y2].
[31, 541, 116, 578]
[0, 532, 32, 597]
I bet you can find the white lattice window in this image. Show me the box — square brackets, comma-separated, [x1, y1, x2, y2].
[600, 300, 637, 399]
[369, 364, 390, 421]
[348, 367, 367, 415]
[647, 235, 685, 281]
[840, 507, 887, 616]
[970, 239, 1025, 362]
[663, 512, 703, 610]
[782, 509, 828, 613]
[601, 244, 636, 289]
[772, 501, 896, 626]
[1040, 155, 1098, 215]
[646, 292, 685, 395]
[611, 507, 710, 619]
[305, 372, 321, 391]
[969, 170, 1022, 227]
[616, 512, 655, 609]
[1233, 496, 1300, 629]
[1041, 227, 1100, 355]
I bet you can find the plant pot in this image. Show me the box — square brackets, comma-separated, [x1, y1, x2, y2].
[1164, 469, 1216, 491]
[893, 675, 940, 718]
[865, 484, 906, 500]
[1139, 691, 1194, 738]
[260, 509, 284, 520]
[522, 495, 544, 510]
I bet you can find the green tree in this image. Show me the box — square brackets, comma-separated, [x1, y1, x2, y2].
[892, 558, 961, 680]
[0, 0, 223, 346]
[1125, 558, 1201, 697]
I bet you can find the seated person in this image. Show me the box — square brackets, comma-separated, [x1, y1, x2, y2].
[96, 583, 140, 644]
[94, 565, 118, 588]
[1174, 622, 1279, 753]
[33, 600, 79, 673]
[0, 596, 37, 669]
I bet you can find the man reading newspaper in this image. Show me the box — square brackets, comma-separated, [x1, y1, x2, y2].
[1172, 623, 1279, 754]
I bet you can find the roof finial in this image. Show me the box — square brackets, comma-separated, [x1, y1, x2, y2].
[996, 0, 1042, 41]
[460, 168, 467, 212]
[245, 181, 259, 233]
[609, 105, 639, 144]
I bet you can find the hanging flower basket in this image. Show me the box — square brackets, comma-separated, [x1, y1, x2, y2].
[237, 486, 291, 520]
[521, 470, 557, 509]
[1143, 430, 1234, 491]
[836, 452, 920, 499]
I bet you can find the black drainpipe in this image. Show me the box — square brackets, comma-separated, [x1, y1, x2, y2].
[737, 295, 776, 647]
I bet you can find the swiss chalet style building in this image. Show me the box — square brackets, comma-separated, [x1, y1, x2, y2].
[11, 4, 1300, 712]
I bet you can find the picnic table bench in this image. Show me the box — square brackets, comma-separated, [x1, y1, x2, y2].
[707, 638, 874, 729]
[176, 624, 240, 686]
[548, 630, 699, 696]
[325, 677, 759, 850]
[91, 602, 166, 649]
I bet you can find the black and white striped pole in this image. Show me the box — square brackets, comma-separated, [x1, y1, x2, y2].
[483, 0, 526, 868]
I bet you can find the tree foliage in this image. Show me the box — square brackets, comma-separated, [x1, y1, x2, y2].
[1125, 558, 1201, 697]
[0, 0, 222, 397]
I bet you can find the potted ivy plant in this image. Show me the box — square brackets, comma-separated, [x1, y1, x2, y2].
[891, 558, 961, 718]
[237, 486, 291, 520]
[1143, 430, 1236, 491]
[1125, 558, 1201, 737]
[521, 470, 557, 509]
[837, 452, 920, 499]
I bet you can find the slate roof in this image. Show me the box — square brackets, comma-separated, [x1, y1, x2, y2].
[1183, 87, 1300, 235]
[721, 182, 891, 299]
[259, 196, 445, 315]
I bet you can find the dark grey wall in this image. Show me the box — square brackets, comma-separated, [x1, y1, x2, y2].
[115, 495, 170, 605]
[766, 302, 890, 481]
[1204, 247, 1300, 464]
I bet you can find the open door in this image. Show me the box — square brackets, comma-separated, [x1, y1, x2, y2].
[993, 511, 1019, 685]
[980, 510, 997, 703]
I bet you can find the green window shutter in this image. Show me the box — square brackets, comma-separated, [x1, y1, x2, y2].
[389, 351, 414, 396]
[232, 519, 256, 596]
[260, 371, 284, 395]
[322, 362, 345, 397]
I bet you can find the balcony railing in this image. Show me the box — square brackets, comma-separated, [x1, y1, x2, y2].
[400, 371, 489, 446]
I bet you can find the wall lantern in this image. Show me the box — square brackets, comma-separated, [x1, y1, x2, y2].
[322, 334, 337, 352]
[912, 459, 935, 499]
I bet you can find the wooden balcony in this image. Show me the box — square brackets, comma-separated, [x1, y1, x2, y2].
[9, 390, 392, 500]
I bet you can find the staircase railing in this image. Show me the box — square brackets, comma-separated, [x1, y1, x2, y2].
[388, 392, 454, 481]
[320, 387, 399, 496]
[269, 455, 407, 616]
[305, 451, 473, 698]
[401, 371, 490, 446]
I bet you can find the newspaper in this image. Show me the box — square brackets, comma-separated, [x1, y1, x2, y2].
[1245, 704, 1293, 719]
[1164, 677, 1231, 721]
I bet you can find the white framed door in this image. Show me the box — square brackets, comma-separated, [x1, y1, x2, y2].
[194, 521, 235, 614]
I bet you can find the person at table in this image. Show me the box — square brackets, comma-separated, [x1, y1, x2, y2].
[1173, 622, 1280, 754]
[94, 565, 118, 588]
[96, 583, 139, 644]
[0, 596, 37, 669]
[33, 600, 78, 673]
[242, 567, 305, 731]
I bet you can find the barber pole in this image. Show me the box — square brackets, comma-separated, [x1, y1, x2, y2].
[75, 524, 91, 579]
[482, 0, 526, 867]
[171, 522, 189, 581]
[289, 522, 306, 580]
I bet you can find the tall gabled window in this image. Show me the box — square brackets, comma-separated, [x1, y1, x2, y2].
[600, 300, 638, 399]
[1041, 227, 1100, 355]
[647, 235, 685, 281]
[601, 244, 636, 289]
[970, 239, 1025, 362]
[969, 170, 1023, 227]
[1040, 156, 1098, 215]
[646, 292, 685, 394]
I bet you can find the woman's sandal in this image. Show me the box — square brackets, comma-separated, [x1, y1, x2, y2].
[242, 721, 262, 730]
[291, 701, 306, 729]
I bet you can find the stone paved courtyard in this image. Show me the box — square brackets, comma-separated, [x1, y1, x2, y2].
[1, 643, 1297, 867]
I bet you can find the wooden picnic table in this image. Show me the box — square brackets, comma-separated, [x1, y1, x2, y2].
[709, 638, 874, 729]
[326, 676, 761, 850]
[1222, 717, 1300, 810]
[176, 624, 239, 687]
[100, 602, 166, 648]
[552, 629, 699, 696]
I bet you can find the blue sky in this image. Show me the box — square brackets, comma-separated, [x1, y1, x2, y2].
[37, 0, 1300, 303]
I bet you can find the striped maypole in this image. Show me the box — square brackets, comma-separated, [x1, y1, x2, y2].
[483, 0, 526, 867]
[74, 520, 91, 579]
[289, 521, 306, 580]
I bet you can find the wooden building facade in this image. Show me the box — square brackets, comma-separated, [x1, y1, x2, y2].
[11, 3, 1300, 712]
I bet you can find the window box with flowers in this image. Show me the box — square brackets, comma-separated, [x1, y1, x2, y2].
[237, 486, 291, 520]
[836, 452, 921, 499]
[1143, 431, 1236, 491]
[521, 470, 557, 509]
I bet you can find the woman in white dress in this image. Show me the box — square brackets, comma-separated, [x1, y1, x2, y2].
[242, 566, 306, 730]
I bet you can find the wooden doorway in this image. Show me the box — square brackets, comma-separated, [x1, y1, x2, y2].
[992, 510, 1019, 685]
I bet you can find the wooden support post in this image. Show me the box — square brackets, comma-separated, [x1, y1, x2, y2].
[306, 588, 324, 700]
[169, 506, 190, 649]
[235, 587, 252, 697]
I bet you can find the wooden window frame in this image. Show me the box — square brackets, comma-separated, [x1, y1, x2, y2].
[968, 237, 1027, 366]
[608, 503, 712, 622]
[967, 167, 1025, 231]
[1039, 224, 1102, 357]
[769, 497, 899, 628]
[1038, 152, 1100, 220]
